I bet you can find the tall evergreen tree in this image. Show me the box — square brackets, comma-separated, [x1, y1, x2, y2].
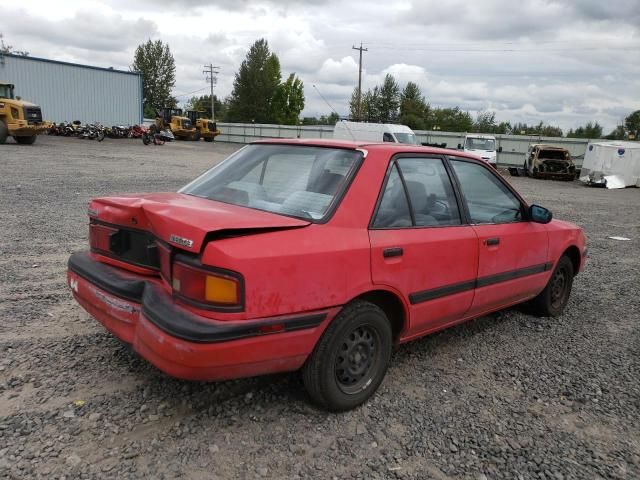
[377, 74, 400, 122]
[399, 82, 428, 129]
[131, 40, 176, 117]
[226, 39, 282, 123]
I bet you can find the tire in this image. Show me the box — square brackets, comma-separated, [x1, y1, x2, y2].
[142, 133, 151, 145]
[302, 301, 392, 411]
[528, 255, 574, 317]
[204, 137, 213, 143]
[523, 160, 529, 177]
[97, 131, 105, 142]
[14, 135, 37, 145]
[193, 131, 201, 141]
[0, 120, 8, 144]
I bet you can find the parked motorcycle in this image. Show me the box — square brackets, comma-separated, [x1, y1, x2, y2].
[142, 124, 174, 145]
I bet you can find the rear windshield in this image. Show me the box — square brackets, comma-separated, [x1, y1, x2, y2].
[180, 144, 363, 221]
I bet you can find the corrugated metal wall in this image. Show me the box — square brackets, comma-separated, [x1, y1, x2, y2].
[0, 53, 142, 125]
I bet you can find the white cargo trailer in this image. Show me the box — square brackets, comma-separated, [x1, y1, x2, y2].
[579, 141, 640, 189]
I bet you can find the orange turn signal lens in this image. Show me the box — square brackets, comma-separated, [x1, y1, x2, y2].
[205, 274, 239, 305]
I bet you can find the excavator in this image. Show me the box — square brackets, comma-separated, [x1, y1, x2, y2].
[0, 82, 48, 145]
[186, 110, 220, 142]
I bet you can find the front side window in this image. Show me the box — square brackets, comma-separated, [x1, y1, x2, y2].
[180, 144, 362, 221]
[383, 132, 395, 142]
[373, 157, 461, 228]
[450, 159, 523, 224]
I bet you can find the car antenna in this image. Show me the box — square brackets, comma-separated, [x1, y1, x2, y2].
[312, 84, 356, 141]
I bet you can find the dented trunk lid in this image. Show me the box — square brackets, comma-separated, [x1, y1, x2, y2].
[88, 192, 310, 253]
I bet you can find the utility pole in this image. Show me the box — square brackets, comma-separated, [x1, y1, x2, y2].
[352, 42, 368, 121]
[203, 64, 220, 120]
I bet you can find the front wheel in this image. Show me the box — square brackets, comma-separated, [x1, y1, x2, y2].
[523, 160, 529, 177]
[142, 133, 151, 145]
[302, 301, 392, 411]
[97, 131, 105, 142]
[14, 135, 37, 145]
[0, 120, 8, 144]
[528, 255, 574, 317]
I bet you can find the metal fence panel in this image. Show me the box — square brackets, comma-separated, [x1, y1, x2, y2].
[213, 122, 605, 168]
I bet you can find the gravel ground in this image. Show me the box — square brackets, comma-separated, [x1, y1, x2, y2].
[0, 135, 639, 480]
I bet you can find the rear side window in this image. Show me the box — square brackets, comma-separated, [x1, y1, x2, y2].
[372, 164, 412, 228]
[372, 157, 461, 228]
[450, 160, 523, 224]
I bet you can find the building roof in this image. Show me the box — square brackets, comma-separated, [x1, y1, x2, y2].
[1, 52, 141, 77]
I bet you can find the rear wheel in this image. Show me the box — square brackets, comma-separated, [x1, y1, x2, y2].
[193, 131, 201, 141]
[523, 160, 529, 177]
[14, 135, 37, 145]
[302, 301, 392, 411]
[0, 120, 8, 144]
[204, 137, 213, 143]
[529, 255, 574, 317]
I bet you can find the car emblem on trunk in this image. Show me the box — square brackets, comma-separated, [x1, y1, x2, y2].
[169, 234, 194, 248]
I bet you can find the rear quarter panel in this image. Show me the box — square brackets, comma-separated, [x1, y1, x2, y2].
[199, 148, 393, 320]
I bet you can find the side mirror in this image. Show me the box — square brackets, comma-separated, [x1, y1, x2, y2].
[529, 204, 552, 224]
[457, 143, 463, 149]
[498, 146, 503, 153]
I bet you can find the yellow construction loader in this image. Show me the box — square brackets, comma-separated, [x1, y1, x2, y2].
[159, 107, 197, 140]
[0, 82, 48, 145]
[186, 110, 221, 142]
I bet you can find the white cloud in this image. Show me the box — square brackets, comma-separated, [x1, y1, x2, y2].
[2, 0, 639, 131]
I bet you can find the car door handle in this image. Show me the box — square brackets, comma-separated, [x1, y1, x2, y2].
[484, 237, 500, 246]
[383, 247, 404, 258]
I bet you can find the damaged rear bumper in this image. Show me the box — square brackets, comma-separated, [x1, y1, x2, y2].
[67, 252, 334, 381]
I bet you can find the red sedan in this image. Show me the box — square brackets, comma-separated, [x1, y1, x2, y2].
[68, 140, 586, 411]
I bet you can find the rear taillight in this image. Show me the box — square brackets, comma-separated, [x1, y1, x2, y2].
[89, 223, 118, 253]
[171, 257, 243, 310]
[157, 242, 172, 281]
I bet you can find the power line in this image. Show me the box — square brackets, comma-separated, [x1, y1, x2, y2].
[352, 42, 368, 121]
[173, 87, 208, 99]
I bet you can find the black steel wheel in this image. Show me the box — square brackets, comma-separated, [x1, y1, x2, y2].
[0, 120, 8, 144]
[529, 255, 574, 317]
[303, 301, 392, 411]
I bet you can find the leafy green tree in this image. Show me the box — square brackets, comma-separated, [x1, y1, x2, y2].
[0, 33, 28, 56]
[473, 111, 497, 133]
[131, 40, 176, 117]
[302, 112, 340, 125]
[273, 73, 305, 125]
[399, 82, 428, 130]
[185, 94, 225, 119]
[624, 110, 640, 139]
[425, 107, 473, 132]
[226, 39, 283, 123]
[567, 121, 603, 139]
[604, 125, 627, 140]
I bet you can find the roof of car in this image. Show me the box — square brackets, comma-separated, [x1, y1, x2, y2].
[253, 138, 482, 161]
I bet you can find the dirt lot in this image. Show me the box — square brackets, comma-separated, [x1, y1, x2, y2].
[1, 135, 639, 480]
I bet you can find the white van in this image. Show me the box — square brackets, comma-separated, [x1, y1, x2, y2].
[333, 121, 418, 145]
[457, 134, 502, 165]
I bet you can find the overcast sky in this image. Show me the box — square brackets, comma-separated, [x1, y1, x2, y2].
[3, 0, 639, 131]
